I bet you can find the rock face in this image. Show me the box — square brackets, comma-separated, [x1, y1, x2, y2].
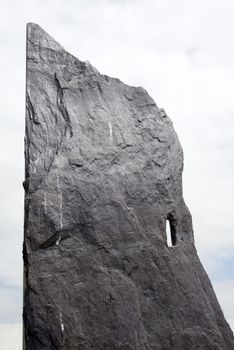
[23, 23, 234, 350]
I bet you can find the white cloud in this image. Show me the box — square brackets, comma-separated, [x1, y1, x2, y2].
[0, 286, 22, 323]
[0, 324, 22, 350]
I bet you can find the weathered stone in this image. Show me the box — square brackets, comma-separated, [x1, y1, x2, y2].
[23, 23, 234, 350]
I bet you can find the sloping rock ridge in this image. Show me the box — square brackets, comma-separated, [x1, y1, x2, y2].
[23, 23, 234, 350]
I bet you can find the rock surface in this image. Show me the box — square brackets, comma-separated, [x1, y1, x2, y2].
[23, 23, 234, 350]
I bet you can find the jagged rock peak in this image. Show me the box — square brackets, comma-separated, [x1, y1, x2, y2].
[27, 23, 65, 51]
[23, 24, 234, 350]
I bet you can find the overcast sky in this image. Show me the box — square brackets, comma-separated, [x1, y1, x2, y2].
[0, 0, 234, 348]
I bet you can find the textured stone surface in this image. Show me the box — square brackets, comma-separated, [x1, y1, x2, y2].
[23, 23, 234, 350]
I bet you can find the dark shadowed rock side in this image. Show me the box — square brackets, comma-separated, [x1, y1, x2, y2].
[23, 23, 234, 350]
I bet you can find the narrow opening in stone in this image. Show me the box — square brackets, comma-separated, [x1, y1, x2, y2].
[166, 214, 177, 247]
[166, 220, 172, 247]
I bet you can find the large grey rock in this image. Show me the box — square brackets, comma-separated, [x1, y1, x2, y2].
[23, 23, 234, 350]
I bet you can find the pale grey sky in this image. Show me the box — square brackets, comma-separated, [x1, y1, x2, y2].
[0, 0, 234, 348]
